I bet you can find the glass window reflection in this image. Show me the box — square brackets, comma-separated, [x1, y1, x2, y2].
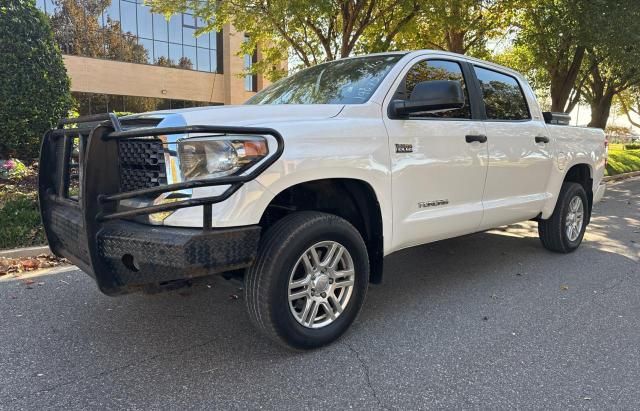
[211, 49, 218, 72]
[394, 59, 471, 119]
[183, 46, 197, 69]
[43, 0, 56, 14]
[196, 32, 209, 48]
[169, 43, 183, 63]
[104, 1, 119, 24]
[169, 15, 182, 43]
[244, 53, 253, 92]
[120, 1, 137, 35]
[138, 38, 154, 63]
[36, 0, 221, 73]
[474, 66, 531, 121]
[137, 3, 153, 39]
[73, 92, 215, 115]
[153, 13, 168, 42]
[197, 48, 210, 72]
[154, 41, 168, 63]
[183, 27, 196, 46]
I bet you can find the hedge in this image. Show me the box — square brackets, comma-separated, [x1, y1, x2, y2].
[0, 0, 72, 159]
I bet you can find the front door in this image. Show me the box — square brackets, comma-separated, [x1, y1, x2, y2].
[383, 58, 489, 252]
[471, 65, 554, 229]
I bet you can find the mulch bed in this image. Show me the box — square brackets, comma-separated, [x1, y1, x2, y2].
[0, 254, 69, 277]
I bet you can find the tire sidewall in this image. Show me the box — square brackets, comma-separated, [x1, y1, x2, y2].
[560, 184, 588, 250]
[267, 217, 369, 349]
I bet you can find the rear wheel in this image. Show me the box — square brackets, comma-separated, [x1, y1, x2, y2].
[245, 211, 369, 349]
[538, 182, 589, 253]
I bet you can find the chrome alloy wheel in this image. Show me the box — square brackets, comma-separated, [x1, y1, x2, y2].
[565, 195, 584, 242]
[288, 241, 356, 329]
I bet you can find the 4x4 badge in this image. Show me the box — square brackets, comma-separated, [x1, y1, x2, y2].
[395, 143, 413, 153]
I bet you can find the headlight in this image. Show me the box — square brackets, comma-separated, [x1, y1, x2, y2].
[177, 136, 268, 181]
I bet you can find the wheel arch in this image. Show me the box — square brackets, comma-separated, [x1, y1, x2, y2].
[562, 163, 593, 224]
[541, 162, 594, 222]
[259, 178, 385, 283]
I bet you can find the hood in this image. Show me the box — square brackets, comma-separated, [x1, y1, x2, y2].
[126, 104, 345, 127]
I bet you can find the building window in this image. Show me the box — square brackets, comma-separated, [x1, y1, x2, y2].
[72, 92, 219, 116]
[37, 0, 221, 74]
[243, 35, 258, 92]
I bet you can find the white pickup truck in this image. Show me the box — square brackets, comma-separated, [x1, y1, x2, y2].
[40, 50, 606, 349]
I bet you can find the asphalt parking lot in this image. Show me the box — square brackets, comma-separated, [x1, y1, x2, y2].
[1, 177, 638, 410]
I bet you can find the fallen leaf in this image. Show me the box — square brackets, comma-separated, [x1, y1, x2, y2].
[21, 259, 39, 270]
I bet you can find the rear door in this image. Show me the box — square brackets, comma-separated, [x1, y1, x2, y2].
[472, 65, 554, 229]
[383, 57, 489, 251]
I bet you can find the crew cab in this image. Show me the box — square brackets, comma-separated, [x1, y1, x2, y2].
[39, 51, 607, 349]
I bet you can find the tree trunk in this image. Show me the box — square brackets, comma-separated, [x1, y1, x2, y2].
[587, 93, 614, 129]
[445, 30, 465, 54]
[549, 46, 586, 113]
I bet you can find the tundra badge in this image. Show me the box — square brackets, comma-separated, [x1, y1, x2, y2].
[418, 199, 449, 208]
[395, 144, 413, 153]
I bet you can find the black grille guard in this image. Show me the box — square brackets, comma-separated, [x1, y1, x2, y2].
[38, 113, 284, 294]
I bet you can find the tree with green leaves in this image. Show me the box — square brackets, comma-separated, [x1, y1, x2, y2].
[579, 0, 640, 129]
[509, 0, 640, 128]
[582, 53, 640, 129]
[617, 88, 640, 129]
[149, 0, 421, 79]
[395, 0, 518, 58]
[0, 0, 73, 159]
[511, 0, 602, 113]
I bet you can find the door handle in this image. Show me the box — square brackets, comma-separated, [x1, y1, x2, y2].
[535, 136, 550, 144]
[465, 134, 487, 143]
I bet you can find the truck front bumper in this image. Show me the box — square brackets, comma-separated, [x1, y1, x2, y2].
[38, 114, 282, 295]
[45, 200, 260, 295]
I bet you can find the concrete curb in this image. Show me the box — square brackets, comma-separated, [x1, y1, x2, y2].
[603, 171, 640, 183]
[0, 264, 77, 283]
[0, 245, 50, 259]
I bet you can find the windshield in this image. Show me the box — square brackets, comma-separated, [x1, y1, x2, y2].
[246, 54, 404, 105]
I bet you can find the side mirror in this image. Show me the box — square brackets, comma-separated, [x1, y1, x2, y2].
[388, 80, 465, 119]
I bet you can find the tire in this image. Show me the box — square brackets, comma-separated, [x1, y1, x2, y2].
[538, 182, 589, 253]
[245, 211, 369, 350]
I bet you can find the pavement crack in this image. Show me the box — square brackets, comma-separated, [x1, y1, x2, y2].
[344, 342, 386, 410]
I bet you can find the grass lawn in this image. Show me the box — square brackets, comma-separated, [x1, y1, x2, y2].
[606, 149, 640, 176]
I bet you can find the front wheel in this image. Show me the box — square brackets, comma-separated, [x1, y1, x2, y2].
[245, 211, 369, 349]
[538, 182, 589, 253]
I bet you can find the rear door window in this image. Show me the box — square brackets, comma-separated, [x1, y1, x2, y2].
[473, 66, 530, 121]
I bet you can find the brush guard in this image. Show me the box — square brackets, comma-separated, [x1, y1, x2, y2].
[38, 113, 283, 295]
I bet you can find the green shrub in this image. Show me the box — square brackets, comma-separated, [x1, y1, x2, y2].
[624, 143, 640, 150]
[0, 0, 72, 160]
